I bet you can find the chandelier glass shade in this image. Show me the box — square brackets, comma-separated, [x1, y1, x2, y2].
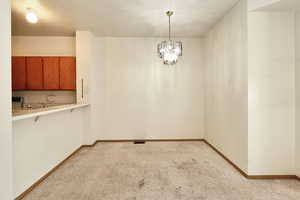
[157, 11, 182, 65]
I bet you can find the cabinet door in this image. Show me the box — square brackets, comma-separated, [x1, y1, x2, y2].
[26, 57, 44, 90]
[59, 57, 76, 90]
[12, 56, 26, 90]
[43, 57, 60, 90]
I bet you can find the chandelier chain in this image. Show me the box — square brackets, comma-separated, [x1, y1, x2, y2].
[169, 14, 171, 40]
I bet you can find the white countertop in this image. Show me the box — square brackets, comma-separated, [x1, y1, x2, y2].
[12, 104, 89, 121]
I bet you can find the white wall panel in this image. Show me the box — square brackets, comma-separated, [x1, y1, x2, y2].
[248, 11, 295, 175]
[94, 37, 205, 140]
[295, 12, 300, 177]
[0, 0, 12, 199]
[13, 108, 86, 198]
[204, 0, 248, 172]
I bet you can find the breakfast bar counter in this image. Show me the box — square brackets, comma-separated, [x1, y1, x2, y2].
[12, 103, 89, 121]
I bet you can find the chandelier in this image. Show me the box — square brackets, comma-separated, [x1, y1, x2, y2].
[157, 11, 183, 65]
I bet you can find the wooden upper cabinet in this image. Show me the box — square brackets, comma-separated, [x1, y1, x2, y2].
[12, 56, 26, 90]
[43, 57, 60, 90]
[11, 56, 76, 91]
[26, 57, 44, 90]
[60, 57, 76, 90]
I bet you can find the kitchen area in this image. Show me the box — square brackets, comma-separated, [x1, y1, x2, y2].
[11, 37, 79, 118]
[11, 34, 92, 198]
[12, 56, 76, 114]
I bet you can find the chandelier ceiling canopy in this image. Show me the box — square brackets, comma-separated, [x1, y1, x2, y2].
[157, 11, 183, 65]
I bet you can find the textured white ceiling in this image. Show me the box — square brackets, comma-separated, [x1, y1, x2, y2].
[255, 0, 300, 11]
[12, 0, 239, 37]
[248, 0, 280, 11]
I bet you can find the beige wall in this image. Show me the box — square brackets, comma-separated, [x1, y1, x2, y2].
[204, 0, 248, 172]
[12, 91, 76, 104]
[12, 36, 75, 56]
[0, 0, 12, 199]
[296, 12, 300, 177]
[248, 11, 295, 175]
[93, 37, 205, 140]
[11, 36, 76, 104]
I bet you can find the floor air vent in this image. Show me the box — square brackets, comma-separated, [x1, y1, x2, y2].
[134, 141, 146, 144]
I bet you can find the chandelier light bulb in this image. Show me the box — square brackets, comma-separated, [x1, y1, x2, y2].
[26, 8, 38, 23]
[164, 52, 178, 65]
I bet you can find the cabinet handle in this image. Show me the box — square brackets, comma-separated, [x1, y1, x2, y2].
[81, 79, 84, 99]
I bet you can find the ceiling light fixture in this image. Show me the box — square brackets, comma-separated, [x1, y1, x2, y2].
[157, 11, 182, 65]
[26, 8, 38, 23]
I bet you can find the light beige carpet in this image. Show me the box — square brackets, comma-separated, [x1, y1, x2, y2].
[22, 142, 300, 200]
